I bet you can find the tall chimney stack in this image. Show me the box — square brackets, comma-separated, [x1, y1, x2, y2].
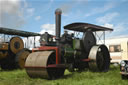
[55, 8, 62, 46]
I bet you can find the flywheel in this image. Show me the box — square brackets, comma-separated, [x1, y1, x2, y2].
[25, 51, 65, 79]
[88, 45, 110, 72]
[82, 31, 96, 53]
[9, 37, 24, 54]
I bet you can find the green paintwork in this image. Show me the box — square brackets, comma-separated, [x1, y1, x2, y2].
[73, 39, 81, 50]
[64, 47, 74, 57]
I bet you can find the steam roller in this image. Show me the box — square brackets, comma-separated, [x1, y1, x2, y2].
[25, 8, 113, 79]
[25, 51, 65, 79]
[0, 37, 30, 69]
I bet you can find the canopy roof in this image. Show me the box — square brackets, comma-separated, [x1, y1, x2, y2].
[0, 27, 41, 37]
[64, 22, 113, 32]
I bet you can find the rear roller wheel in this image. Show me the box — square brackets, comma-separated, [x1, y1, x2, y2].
[25, 51, 65, 79]
[88, 45, 110, 72]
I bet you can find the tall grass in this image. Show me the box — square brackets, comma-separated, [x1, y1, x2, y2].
[0, 65, 128, 85]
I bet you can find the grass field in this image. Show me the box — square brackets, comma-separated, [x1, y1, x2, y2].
[0, 65, 128, 85]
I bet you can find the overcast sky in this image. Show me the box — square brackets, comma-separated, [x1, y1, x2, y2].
[0, 0, 128, 38]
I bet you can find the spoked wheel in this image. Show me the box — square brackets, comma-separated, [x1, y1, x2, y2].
[89, 45, 110, 72]
[25, 51, 65, 79]
[96, 48, 105, 71]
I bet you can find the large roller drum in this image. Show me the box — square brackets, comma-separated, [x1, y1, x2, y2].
[82, 31, 96, 53]
[9, 37, 24, 54]
[15, 48, 31, 69]
[25, 51, 65, 79]
[88, 45, 110, 72]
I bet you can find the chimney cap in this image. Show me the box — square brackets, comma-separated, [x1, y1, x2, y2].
[55, 8, 62, 14]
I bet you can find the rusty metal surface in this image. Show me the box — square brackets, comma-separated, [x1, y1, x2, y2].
[9, 37, 24, 54]
[0, 43, 8, 50]
[16, 48, 30, 69]
[0, 27, 41, 37]
[88, 45, 110, 72]
[64, 22, 113, 32]
[25, 51, 54, 78]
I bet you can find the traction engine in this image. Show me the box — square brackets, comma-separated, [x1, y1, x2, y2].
[0, 27, 41, 70]
[25, 9, 113, 79]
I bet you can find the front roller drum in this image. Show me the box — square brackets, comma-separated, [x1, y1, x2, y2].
[25, 51, 65, 79]
[88, 45, 110, 72]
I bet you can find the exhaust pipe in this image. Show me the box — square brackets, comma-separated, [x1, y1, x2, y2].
[55, 8, 62, 46]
